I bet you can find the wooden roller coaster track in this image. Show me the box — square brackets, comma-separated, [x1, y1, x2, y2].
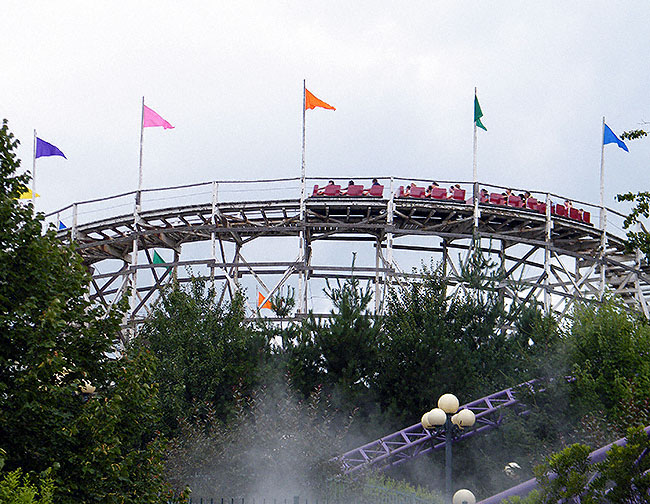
[46, 176, 650, 330]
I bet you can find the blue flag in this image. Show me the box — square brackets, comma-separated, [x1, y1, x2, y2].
[58, 221, 67, 230]
[603, 124, 629, 152]
[36, 137, 67, 159]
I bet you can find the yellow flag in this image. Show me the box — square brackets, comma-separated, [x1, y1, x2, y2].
[18, 189, 40, 199]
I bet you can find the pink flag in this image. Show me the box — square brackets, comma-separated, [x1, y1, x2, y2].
[142, 104, 174, 129]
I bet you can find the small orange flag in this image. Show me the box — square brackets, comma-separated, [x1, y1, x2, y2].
[305, 88, 336, 111]
[258, 292, 273, 310]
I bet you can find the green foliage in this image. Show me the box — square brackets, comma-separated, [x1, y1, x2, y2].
[502, 490, 542, 504]
[62, 347, 176, 504]
[0, 120, 120, 477]
[0, 467, 54, 504]
[569, 300, 650, 424]
[589, 427, 650, 502]
[139, 279, 272, 434]
[508, 427, 650, 503]
[614, 191, 650, 261]
[0, 120, 29, 198]
[362, 474, 443, 502]
[271, 286, 296, 319]
[513, 307, 565, 379]
[288, 273, 380, 406]
[534, 443, 593, 503]
[620, 129, 648, 141]
[287, 249, 538, 428]
[331, 474, 444, 504]
[1, 120, 102, 459]
[0, 119, 173, 504]
[165, 380, 352, 499]
[376, 257, 536, 424]
[283, 322, 324, 398]
[494, 299, 650, 484]
[150, 257, 650, 502]
[280, 252, 573, 499]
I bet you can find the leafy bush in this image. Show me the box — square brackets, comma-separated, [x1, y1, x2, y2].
[165, 379, 352, 499]
[0, 468, 54, 504]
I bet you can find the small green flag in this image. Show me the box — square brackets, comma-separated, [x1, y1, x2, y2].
[153, 250, 166, 265]
[152, 250, 171, 272]
[474, 94, 487, 131]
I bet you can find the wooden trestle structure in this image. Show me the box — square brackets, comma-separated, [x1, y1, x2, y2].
[47, 177, 650, 331]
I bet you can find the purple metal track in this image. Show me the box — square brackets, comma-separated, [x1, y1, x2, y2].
[477, 425, 650, 504]
[336, 380, 537, 474]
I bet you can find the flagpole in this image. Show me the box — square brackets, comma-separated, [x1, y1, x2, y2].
[138, 97, 145, 201]
[599, 116, 606, 230]
[31, 130, 37, 209]
[132, 97, 145, 337]
[599, 116, 607, 299]
[301, 80, 307, 216]
[473, 88, 478, 183]
[472, 88, 479, 229]
[299, 80, 307, 313]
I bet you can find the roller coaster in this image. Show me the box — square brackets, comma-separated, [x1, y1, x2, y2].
[45, 176, 650, 502]
[334, 378, 650, 503]
[46, 175, 650, 332]
[336, 380, 536, 475]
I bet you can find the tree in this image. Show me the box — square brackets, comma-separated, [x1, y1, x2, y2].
[138, 279, 273, 434]
[613, 123, 650, 260]
[589, 427, 650, 503]
[0, 470, 55, 504]
[164, 379, 351, 499]
[483, 299, 650, 497]
[270, 286, 296, 321]
[614, 191, 650, 261]
[0, 117, 115, 480]
[494, 299, 650, 502]
[286, 273, 380, 408]
[534, 443, 594, 503]
[371, 256, 574, 497]
[62, 347, 177, 504]
[568, 299, 650, 426]
[620, 128, 649, 141]
[506, 427, 650, 503]
[375, 258, 537, 425]
[0, 119, 172, 503]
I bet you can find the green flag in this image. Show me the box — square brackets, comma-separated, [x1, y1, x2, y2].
[152, 250, 171, 272]
[474, 94, 487, 131]
[153, 250, 166, 265]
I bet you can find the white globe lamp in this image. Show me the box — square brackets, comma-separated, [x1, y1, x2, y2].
[424, 408, 447, 427]
[452, 489, 476, 504]
[456, 408, 476, 428]
[438, 393, 459, 414]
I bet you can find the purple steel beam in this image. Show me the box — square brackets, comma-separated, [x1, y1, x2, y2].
[477, 425, 650, 504]
[336, 380, 538, 474]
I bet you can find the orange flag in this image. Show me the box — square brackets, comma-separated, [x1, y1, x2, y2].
[258, 292, 273, 310]
[305, 88, 336, 111]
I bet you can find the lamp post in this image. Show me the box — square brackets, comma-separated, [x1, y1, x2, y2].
[421, 393, 476, 503]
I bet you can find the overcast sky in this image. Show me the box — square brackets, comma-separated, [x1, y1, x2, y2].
[3, 1, 649, 227]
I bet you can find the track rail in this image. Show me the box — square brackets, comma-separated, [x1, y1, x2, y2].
[478, 425, 650, 503]
[63, 197, 617, 264]
[336, 381, 536, 474]
[45, 176, 650, 327]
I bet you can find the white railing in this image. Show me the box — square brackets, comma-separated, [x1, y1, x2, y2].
[43, 175, 631, 241]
